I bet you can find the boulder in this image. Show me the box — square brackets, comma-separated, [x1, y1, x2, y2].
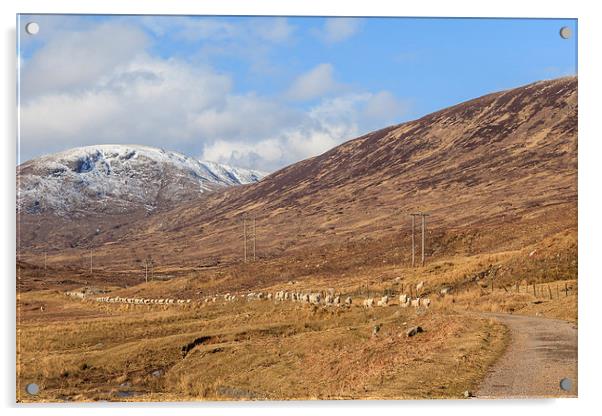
[406, 326, 424, 337]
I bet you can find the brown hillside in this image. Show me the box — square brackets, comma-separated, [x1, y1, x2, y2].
[18, 77, 577, 281]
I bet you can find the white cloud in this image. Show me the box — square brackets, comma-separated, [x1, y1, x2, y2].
[362, 91, 410, 124]
[199, 90, 407, 171]
[319, 18, 362, 44]
[139, 16, 294, 44]
[19, 18, 408, 173]
[255, 17, 295, 43]
[20, 22, 148, 100]
[286, 63, 343, 101]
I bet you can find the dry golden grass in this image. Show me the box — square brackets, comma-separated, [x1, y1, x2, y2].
[437, 279, 577, 322]
[16, 225, 576, 402]
[17, 289, 508, 402]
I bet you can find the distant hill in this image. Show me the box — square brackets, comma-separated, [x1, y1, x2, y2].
[17, 144, 265, 217]
[18, 77, 577, 274]
[17, 144, 265, 249]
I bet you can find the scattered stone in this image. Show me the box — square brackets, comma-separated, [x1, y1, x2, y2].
[463, 390, 473, 398]
[372, 324, 381, 336]
[151, 369, 164, 377]
[440, 286, 453, 295]
[406, 326, 424, 337]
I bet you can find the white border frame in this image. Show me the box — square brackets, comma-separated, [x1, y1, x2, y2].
[2, 1, 600, 415]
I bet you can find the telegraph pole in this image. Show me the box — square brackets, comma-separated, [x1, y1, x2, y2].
[253, 216, 256, 261]
[410, 212, 430, 267]
[421, 214, 427, 267]
[409, 214, 418, 267]
[243, 215, 247, 263]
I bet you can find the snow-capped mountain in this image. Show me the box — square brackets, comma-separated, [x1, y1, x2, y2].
[17, 145, 265, 217]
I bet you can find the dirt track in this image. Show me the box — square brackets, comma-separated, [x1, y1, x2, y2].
[476, 313, 577, 398]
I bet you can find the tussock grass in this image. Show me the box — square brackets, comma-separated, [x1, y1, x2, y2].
[17, 227, 576, 401]
[17, 291, 507, 402]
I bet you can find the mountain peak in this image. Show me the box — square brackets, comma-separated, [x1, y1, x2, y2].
[17, 144, 266, 217]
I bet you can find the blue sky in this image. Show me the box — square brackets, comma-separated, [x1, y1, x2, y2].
[18, 15, 577, 171]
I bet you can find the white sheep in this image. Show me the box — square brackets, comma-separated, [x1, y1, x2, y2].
[377, 295, 390, 307]
[363, 298, 375, 308]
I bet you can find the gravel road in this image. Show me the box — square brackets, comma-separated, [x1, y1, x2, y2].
[476, 313, 577, 398]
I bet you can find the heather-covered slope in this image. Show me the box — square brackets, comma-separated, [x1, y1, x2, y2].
[18, 77, 577, 275]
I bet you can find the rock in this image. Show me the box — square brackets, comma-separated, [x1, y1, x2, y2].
[440, 286, 453, 295]
[372, 324, 381, 336]
[151, 369, 164, 377]
[463, 390, 473, 398]
[406, 326, 424, 337]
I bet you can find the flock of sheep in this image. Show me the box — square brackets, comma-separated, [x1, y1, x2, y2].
[65, 281, 432, 309]
[94, 296, 192, 305]
[64, 291, 191, 305]
[203, 281, 431, 309]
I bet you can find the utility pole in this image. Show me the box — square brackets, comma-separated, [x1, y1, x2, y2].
[243, 214, 247, 263]
[421, 214, 427, 267]
[253, 216, 256, 261]
[409, 214, 418, 267]
[410, 212, 430, 267]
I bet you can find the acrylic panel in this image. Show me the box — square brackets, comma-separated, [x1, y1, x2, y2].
[16, 14, 578, 402]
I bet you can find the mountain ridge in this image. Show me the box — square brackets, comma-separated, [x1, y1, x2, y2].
[17, 144, 266, 217]
[18, 77, 577, 277]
